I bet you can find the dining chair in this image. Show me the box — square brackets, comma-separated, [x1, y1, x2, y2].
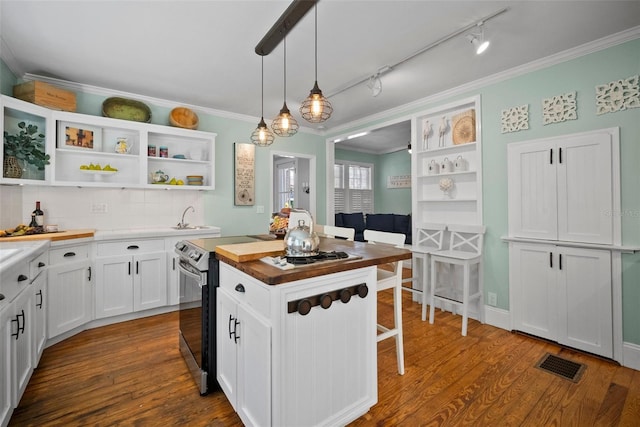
[323, 225, 355, 241]
[429, 224, 486, 336]
[364, 229, 406, 375]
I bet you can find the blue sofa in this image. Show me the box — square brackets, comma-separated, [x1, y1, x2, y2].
[335, 213, 412, 244]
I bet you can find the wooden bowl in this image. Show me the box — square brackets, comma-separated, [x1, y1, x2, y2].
[170, 107, 199, 130]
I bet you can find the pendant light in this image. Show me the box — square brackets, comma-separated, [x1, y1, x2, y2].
[300, 3, 333, 123]
[271, 33, 299, 137]
[251, 55, 275, 146]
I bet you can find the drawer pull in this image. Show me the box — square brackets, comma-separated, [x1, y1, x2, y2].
[64, 252, 76, 257]
[18, 274, 28, 282]
[235, 283, 246, 293]
[38, 261, 46, 268]
[0, 293, 4, 301]
[11, 317, 19, 340]
[127, 245, 139, 250]
[17, 310, 25, 334]
[88, 266, 92, 281]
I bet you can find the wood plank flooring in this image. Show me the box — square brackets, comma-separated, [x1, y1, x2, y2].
[10, 288, 640, 426]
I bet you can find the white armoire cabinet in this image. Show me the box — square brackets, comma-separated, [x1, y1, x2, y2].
[507, 127, 622, 360]
[507, 130, 613, 244]
[509, 242, 613, 357]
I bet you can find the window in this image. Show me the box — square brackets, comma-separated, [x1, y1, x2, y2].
[334, 161, 374, 213]
[275, 159, 296, 210]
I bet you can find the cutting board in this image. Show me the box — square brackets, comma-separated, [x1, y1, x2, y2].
[215, 240, 286, 262]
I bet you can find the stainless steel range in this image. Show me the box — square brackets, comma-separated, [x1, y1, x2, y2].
[175, 236, 260, 395]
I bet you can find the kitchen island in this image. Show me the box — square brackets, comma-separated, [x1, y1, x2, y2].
[215, 237, 411, 427]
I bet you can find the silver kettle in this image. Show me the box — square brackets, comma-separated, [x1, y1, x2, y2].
[284, 211, 320, 257]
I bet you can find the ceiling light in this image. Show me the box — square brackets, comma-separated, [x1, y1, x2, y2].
[272, 33, 299, 137]
[466, 23, 490, 55]
[251, 56, 275, 146]
[367, 75, 382, 97]
[300, 3, 333, 123]
[333, 138, 343, 143]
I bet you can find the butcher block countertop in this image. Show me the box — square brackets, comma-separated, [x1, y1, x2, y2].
[0, 229, 95, 242]
[215, 237, 412, 285]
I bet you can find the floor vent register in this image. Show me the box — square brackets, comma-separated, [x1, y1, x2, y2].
[535, 353, 586, 383]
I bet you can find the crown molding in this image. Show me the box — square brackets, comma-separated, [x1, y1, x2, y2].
[327, 26, 640, 137]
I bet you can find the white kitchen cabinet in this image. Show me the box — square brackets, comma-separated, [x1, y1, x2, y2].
[31, 271, 46, 365]
[509, 242, 613, 358]
[95, 239, 167, 319]
[51, 110, 215, 189]
[1, 94, 216, 189]
[47, 244, 92, 339]
[218, 262, 377, 427]
[0, 304, 13, 427]
[412, 96, 483, 226]
[0, 95, 54, 185]
[11, 286, 34, 406]
[217, 270, 271, 427]
[507, 129, 616, 244]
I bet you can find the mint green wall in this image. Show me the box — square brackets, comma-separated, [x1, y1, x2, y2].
[335, 148, 412, 214]
[330, 38, 640, 345]
[1, 59, 17, 96]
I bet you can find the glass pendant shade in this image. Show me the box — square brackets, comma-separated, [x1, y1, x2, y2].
[272, 102, 299, 137]
[300, 81, 333, 123]
[251, 56, 275, 146]
[300, 3, 332, 124]
[251, 117, 275, 146]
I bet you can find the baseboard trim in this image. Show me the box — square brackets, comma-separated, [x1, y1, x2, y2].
[484, 305, 511, 331]
[623, 341, 640, 371]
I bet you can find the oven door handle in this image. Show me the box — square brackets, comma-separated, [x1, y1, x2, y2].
[177, 259, 206, 287]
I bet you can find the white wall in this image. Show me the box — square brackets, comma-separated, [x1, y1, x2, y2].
[0, 185, 23, 228]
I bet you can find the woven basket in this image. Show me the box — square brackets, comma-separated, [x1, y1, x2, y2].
[170, 107, 199, 130]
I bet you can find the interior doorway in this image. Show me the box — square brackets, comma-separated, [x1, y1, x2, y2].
[271, 151, 316, 217]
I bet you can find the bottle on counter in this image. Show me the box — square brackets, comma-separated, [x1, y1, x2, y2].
[29, 213, 38, 228]
[33, 201, 44, 226]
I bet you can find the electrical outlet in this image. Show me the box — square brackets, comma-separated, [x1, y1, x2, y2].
[256, 205, 265, 214]
[90, 203, 108, 213]
[488, 292, 497, 306]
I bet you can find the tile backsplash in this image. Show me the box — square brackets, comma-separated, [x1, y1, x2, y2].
[7, 186, 206, 230]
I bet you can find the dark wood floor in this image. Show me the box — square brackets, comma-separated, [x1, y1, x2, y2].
[10, 287, 640, 426]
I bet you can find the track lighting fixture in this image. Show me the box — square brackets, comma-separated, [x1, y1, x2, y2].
[300, 3, 333, 123]
[466, 23, 490, 55]
[272, 33, 299, 137]
[251, 56, 275, 146]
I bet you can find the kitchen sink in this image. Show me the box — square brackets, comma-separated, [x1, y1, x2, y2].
[171, 225, 211, 230]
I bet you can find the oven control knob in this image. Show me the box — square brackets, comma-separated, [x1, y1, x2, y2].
[297, 299, 312, 315]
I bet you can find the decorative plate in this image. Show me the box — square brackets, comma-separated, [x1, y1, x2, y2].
[102, 97, 152, 123]
[452, 110, 476, 145]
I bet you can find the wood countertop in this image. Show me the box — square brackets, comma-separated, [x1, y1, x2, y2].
[215, 237, 412, 285]
[0, 229, 95, 242]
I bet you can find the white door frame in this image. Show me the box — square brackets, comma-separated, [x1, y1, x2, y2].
[270, 150, 316, 219]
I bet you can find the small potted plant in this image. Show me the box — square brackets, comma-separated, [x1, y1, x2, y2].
[3, 121, 50, 178]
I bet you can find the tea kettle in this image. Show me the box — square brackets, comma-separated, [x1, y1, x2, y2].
[151, 170, 169, 183]
[284, 210, 320, 257]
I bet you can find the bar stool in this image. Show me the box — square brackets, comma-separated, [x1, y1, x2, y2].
[406, 223, 447, 321]
[429, 224, 486, 336]
[364, 229, 406, 375]
[323, 225, 355, 241]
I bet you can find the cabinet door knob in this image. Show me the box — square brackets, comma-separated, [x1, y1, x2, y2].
[357, 284, 369, 298]
[319, 294, 332, 310]
[235, 283, 245, 293]
[18, 274, 28, 282]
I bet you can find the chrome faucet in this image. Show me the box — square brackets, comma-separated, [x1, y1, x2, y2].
[178, 206, 195, 229]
